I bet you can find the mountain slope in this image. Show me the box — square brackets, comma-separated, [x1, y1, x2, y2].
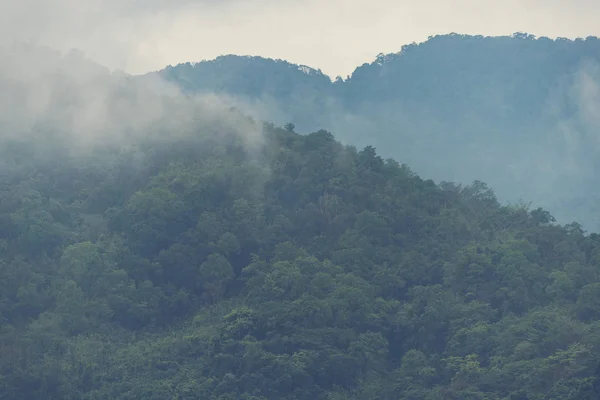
[1, 40, 600, 400]
[1, 102, 600, 398]
[151, 33, 600, 231]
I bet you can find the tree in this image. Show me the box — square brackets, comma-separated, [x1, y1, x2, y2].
[198, 253, 234, 303]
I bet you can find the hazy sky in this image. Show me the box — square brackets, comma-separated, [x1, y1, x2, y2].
[1, 0, 598, 77]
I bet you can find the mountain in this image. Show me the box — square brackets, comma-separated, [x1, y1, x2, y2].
[1, 105, 600, 398]
[149, 33, 600, 232]
[2, 39, 600, 400]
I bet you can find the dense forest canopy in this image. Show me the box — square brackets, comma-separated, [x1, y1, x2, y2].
[151, 32, 600, 232]
[2, 37, 600, 399]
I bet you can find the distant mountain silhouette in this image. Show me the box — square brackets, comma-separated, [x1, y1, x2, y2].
[148, 33, 600, 230]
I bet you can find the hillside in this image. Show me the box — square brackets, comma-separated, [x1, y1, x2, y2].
[151, 33, 600, 231]
[2, 85, 600, 399]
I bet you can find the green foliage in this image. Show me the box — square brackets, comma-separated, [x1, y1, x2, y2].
[2, 119, 600, 399]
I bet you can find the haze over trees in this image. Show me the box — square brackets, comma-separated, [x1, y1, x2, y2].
[1, 35, 600, 399]
[152, 32, 600, 232]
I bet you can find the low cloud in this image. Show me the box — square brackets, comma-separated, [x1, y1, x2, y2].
[0, 43, 267, 160]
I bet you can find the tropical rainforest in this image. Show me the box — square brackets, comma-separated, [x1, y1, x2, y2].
[1, 34, 600, 399]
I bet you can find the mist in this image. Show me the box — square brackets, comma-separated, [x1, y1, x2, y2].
[0, 43, 270, 164]
[323, 58, 600, 228]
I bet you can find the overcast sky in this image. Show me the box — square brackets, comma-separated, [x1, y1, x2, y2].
[0, 0, 598, 77]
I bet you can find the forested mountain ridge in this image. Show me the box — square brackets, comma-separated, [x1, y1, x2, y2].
[158, 55, 332, 99]
[150, 33, 600, 231]
[2, 90, 600, 399]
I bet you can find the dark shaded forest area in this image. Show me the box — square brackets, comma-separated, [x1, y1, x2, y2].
[1, 108, 600, 399]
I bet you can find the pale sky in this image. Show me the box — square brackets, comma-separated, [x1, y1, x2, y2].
[0, 0, 598, 78]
